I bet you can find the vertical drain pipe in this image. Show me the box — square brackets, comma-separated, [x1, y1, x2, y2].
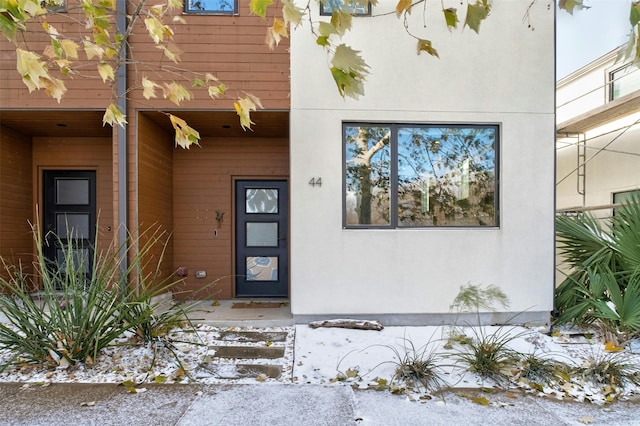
[116, 0, 129, 289]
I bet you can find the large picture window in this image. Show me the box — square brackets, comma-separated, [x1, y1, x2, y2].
[344, 123, 498, 228]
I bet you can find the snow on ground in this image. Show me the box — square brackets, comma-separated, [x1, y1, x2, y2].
[1, 322, 639, 406]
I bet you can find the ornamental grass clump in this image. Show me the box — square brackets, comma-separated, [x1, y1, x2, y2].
[518, 353, 565, 384]
[386, 335, 448, 393]
[445, 284, 527, 386]
[0, 223, 191, 371]
[572, 350, 640, 388]
[451, 326, 522, 386]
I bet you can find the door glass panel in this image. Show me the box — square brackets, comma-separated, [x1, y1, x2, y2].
[56, 213, 90, 239]
[246, 256, 278, 281]
[56, 248, 90, 274]
[56, 178, 89, 205]
[246, 222, 278, 247]
[246, 188, 278, 213]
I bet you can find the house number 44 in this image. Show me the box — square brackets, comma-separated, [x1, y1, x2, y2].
[309, 177, 322, 187]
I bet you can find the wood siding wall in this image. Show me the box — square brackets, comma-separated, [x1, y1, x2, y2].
[0, 5, 113, 109]
[0, 126, 33, 275]
[137, 114, 175, 288]
[1, 1, 289, 109]
[32, 137, 114, 252]
[126, 3, 290, 111]
[172, 137, 289, 299]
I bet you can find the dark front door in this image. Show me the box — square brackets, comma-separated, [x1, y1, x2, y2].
[43, 170, 97, 278]
[235, 180, 288, 297]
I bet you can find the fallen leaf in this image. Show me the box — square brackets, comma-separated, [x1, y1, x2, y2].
[211, 300, 220, 306]
[80, 401, 96, 407]
[345, 368, 359, 378]
[578, 416, 596, 424]
[471, 396, 490, 406]
[604, 341, 623, 352]
[256, 373, 268, 382]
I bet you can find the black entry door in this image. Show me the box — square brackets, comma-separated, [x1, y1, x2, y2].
[43, 170, 97, 278]
[235, 180, 288, 297]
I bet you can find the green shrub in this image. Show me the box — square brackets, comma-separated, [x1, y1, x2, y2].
[0, 223, 191, 371]
[555, 193, 640, 339]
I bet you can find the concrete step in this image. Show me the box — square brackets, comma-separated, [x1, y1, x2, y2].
[196, 363, 283, 379]
[194, 327, 293, 381]
[208, 345, 285, 360]
[217, 330, 288, 343]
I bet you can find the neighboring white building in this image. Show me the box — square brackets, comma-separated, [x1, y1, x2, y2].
[289, 1, 555, 325]
[557, 48, 640, 217]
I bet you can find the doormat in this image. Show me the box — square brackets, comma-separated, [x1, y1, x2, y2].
[231, 301, 285, 309]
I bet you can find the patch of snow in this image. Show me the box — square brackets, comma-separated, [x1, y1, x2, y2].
[1, 321, 639, 405]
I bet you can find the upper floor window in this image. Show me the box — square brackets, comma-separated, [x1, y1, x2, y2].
[185, 0, 237, 14]
[344, 123, 499, 228]
[41, 0, 66, 11]
[610, 64, 640, 101]
[613, 189, 640, 216]
[320, 0, 371, 16]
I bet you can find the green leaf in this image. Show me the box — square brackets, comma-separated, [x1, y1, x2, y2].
[332, 43, 369, 76]
[330, 44, 369, 99]
[464, 0, 490, 34]
[249, 0, 273, 18]
[631, 2, 640, 27]
[318, 21, 337, 38]
[417, 39, 439, 58]
[330, 10, 352, 36]
[0, 13, 19, 42]
[443, 7, 458, 30]
[558, 0, 589, 16]
[316, 35, 330, 47]
[208, 83, 226, 98]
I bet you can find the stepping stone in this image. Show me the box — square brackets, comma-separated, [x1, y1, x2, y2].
[217, 330, 288, 343]
[210, 345, 285, 359]
[197, 363, 282, 379]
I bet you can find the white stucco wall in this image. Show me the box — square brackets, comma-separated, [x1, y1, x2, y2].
[556, 52, 614, 125]
[289, 1, 555, 320]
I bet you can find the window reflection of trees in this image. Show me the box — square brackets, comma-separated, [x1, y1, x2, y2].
[345, 125, 497, 227]
[398, 127, 496, 226]
[345, 127, 391, 225]
[189, 0, 234, 11]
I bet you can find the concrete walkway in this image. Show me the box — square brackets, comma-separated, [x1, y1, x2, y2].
[1, 382, 639, 426]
